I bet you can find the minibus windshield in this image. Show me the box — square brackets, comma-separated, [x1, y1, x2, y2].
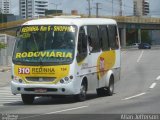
[12, 25, 76, 65]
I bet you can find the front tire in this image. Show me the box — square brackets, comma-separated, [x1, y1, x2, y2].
[21, 94, 34, 104]
[74, 82, 87, 102]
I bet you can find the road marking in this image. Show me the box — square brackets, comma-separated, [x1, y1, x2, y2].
[156, 76, 160, 80]
[122, 92, 146, 100]
[137, 50, 144, 63]
[121, 51, 126, 54]
[0, 86, 21, 106]
[46, 106, 88, 114]
[149, 83, 157, 89]
[20, 106, 88, 119]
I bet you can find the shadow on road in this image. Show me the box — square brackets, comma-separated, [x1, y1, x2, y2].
[3, 93, 114, 106]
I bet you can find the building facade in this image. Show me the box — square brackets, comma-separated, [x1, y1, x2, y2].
[0, 34, 16, 66]
[134, 0, 149, 16]
[19, 0, 48, 19]
[0, 0, 10, 14]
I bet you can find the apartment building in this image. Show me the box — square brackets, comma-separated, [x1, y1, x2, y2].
[19, 0, 48, 19]
[134, 0, 149, 16]
[0, 34, 16, 66]
[0, 0, 10, 14]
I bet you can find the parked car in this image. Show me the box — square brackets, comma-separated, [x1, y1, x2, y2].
[138, 43, 151, 49]
[132, 43, 140, 47]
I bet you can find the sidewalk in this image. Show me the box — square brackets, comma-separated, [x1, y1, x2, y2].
[0, 66, 11, 87]
[0, 66, 11, 72]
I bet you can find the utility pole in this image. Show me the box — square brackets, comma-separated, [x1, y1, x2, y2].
[87, 0, 91, 17]
[119, 0, 123, 16]
[112, 0, 113, 16]
[50, 3, 61, 15]
[95, 3, 101, 18]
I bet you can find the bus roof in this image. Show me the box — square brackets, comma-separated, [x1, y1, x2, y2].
[23, 17, 117, 26]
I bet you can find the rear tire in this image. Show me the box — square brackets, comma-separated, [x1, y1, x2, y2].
[96, 76, 114, 96]
[106, 77, 114, 96]
[21, 94, 34, 104]
[74, 81, 87, 102]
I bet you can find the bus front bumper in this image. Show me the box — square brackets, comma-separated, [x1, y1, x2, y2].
[11, 81, 77, 95]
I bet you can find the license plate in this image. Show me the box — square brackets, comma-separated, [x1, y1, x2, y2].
[35, 88, 47, 93]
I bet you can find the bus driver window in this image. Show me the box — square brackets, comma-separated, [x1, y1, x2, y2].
[77, 27, 87, 62]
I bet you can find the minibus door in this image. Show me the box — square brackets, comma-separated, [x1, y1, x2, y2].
[87, 25, 106, 89]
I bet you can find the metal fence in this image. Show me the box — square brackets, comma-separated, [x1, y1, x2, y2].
[0, 34, 16, 66]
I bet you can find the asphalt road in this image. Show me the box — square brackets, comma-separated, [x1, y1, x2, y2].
[0, 49, 160, 120]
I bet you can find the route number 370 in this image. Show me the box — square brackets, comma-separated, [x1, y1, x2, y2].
[18, 68, 30, 74]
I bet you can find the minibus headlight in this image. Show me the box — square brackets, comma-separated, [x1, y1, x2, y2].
[69, 75, 73, 79]
[19, 79, 23, 83]
[12, 76, 24, 83]
[60, 79, 64, 83]
[59, 75, 73, 84]
[64, 77, 69, 81]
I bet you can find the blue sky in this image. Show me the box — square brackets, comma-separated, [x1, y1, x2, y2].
[11, 0, 160, 17]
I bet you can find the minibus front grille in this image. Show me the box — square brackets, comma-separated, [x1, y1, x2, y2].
[24, 88, 58, 92]
[26, 77, 56, 82]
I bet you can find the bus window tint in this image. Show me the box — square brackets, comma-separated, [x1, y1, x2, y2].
[87, 26, 100, 52]
[78, 27, 87, 54]
[99, 25, 109, 51]
[108, 25, 119, 49]
[77, 27, 87, 62]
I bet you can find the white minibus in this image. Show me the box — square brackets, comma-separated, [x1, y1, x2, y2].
[11, 17, 121, 104]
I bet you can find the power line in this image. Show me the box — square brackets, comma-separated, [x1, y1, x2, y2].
[102, 0, 135, 16]
[104, 0, 134, 11]
[101, 8, 133, 16]
[106, 0, 134, 9]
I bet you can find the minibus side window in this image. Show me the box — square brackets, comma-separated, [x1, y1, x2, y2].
[108, 25, 119, 50]
[87, 26, 100, 53]
[99, 25, 109, 51]
[77, 27, 87, 63]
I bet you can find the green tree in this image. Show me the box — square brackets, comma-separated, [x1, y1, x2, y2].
[0, 42, 7, 51]
[141, 30, 151, 44]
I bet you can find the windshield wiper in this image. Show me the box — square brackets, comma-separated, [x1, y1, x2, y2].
[32, 33, 43, 65]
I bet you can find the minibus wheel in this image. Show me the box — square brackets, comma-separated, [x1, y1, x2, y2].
[21, 94, 34, 104]
[74, 81, 87, 102]
[106, 76, 114, 96]
[97, 76, 114, 96]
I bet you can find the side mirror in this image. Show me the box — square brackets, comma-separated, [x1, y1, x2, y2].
[16, 27, 20, 37]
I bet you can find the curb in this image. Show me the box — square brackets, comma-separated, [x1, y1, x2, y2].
[0, 67, 11, 72]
